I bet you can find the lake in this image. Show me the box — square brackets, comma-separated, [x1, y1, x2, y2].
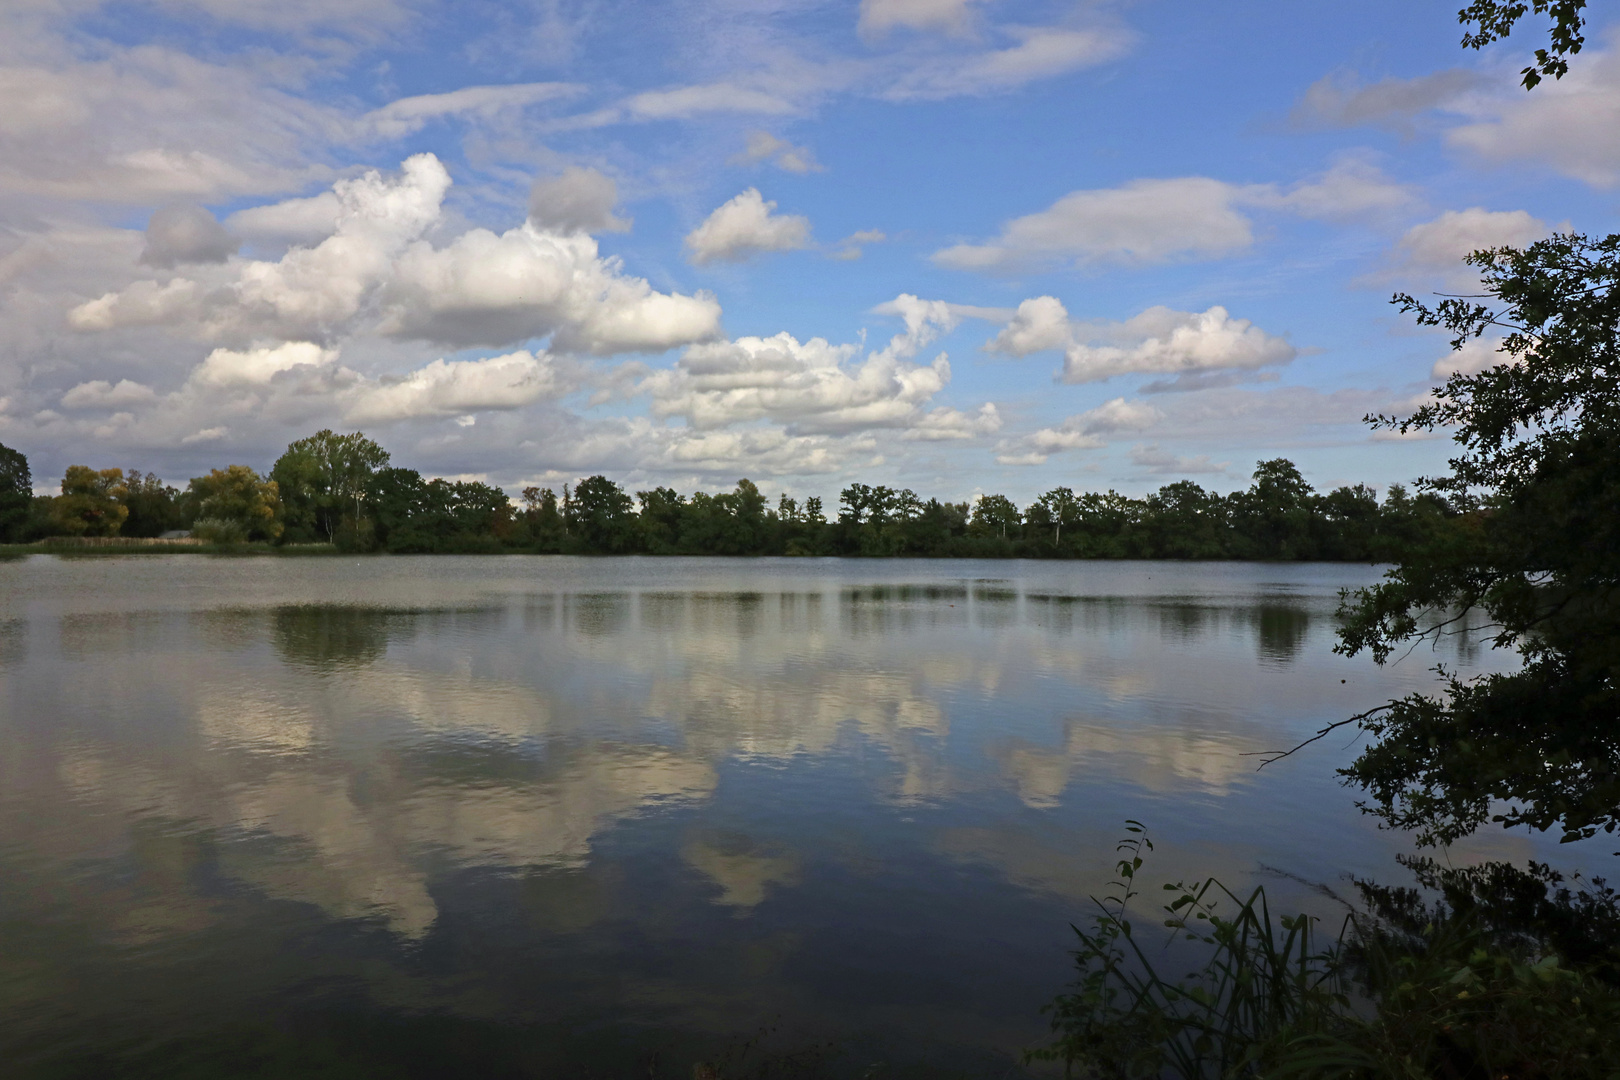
[0, 555, 1575, 1076]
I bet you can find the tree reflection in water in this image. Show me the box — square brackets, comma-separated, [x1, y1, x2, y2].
[0, 557, 1546, 1078]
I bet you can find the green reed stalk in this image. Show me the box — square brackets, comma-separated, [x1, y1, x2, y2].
[1030, 823, 1620, 1080]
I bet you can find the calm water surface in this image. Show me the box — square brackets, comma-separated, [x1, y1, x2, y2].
[0, 556, 1574, 1075]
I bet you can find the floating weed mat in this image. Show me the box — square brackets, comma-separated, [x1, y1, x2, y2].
[1028, 822, 1620, 1079]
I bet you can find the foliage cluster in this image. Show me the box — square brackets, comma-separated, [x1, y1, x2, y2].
[0, 441, 29, 542]
[1035, 824, 1620, 1080]
[1051, 228, 1620, 1076]
[1325, 231, 1620, 846]
[0, 434, 1461, 560]
[0, 459, 284, 545]
[1460, 0, 1588, 89]
[444, 458, 1462, 560]
[428, 457, 1464, 560]
[271, 429, 391, 544]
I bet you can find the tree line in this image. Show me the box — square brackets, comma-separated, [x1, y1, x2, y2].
[0, 431, 1464, 560]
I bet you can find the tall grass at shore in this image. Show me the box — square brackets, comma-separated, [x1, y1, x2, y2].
[0, 538, 337, 556]
[1030, 823, 1620, 1079]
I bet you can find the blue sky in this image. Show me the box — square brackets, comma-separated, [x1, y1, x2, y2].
[2, 0, 1617, 505]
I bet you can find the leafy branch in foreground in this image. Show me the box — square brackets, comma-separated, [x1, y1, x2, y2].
[1032, 824, 1620, 1080]
[1330, 231, 1620, 846]
[1460, 0, 1588, 90]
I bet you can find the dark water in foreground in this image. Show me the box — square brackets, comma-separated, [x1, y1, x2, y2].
[0, 556, 1574, 1076]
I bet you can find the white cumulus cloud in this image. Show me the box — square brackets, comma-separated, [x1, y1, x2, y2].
[347, 350, 565, 423]
[649, 333, 942, 433]
[379, 226, 720, 352]
[986, 298, 1296, 385]
[1386, 207, 1557, 287]
[190, 341, 338, 388]
[996, 397, 1162, 465]
[1444, 35, 1620, 186]
[70, 154, 721, 355]
[644, 294, 986, 438]
[657, 426, 862, 475]
[225, 191, 344, 248]
[986, 295, 1071, 355]
[1253, 155, 1417, 222]
[72, 153, 452, 339]
[685, 188, 811, 265]
[907, 403, 1002, 440]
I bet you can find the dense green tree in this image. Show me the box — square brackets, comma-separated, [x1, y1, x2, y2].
[118, 471, 182, 537]
[670, 482, 773, 555]
[1230, 459, 1317, 559]
[1373, 482, 1464, 562]
[714, 478, 768, 555]
[859, 486, 931, 554]
[367, 469, 512, 553]
[1315, 483, 1381, 562]
[838, 483, 902, 528]
[780, 493, 830, 555]
[837, 483, 923, 555]
[969, 493, 1020, 541]
[678, 490, 726, 553]
[271, 430, 390, 543]
[370, 467, 432, 550]
[569, 475, 635, 553]
[904, 497, 965, 554]
[0, 441, 30, 543]
[1028, 487, 1082, 550]
[1142, 480, 1229, 559]
[446, 479, 514, 542]
[870, 488, 924, 555]
[636, 487, 685, 553]
[1317, 231, 1620, 845]
[1071, 491, 1139, 557]
[519, 486, 565, 551]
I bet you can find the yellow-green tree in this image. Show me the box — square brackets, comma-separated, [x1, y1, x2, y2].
[187, 465, 283, 542]
[51, 466, 130, 536]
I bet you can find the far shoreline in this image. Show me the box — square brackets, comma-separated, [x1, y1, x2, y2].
[0, 540, 1389, 564]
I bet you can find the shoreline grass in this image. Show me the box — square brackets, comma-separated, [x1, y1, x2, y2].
[0, 541, 339, 557]
[0, 541, 1385, 562]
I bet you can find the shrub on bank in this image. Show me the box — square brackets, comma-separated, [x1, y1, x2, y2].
[188, 517, 246, 545]
[1033, 824, 1620, 1079]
